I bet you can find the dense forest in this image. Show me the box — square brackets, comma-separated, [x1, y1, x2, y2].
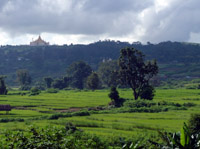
[0, 40, 200, 85]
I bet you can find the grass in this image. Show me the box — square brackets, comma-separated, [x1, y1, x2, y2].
[0, 88, 200, 139]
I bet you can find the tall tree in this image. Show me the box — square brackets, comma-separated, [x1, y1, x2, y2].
[0, 76, 8, 95]
[97, 60, 119, 87]
[43, 77, 53, 88]
[66, 61, 92, 89]
[86, 72, 100, 91]
[16, 69, 31, 87]
[118, 47, 158, 100]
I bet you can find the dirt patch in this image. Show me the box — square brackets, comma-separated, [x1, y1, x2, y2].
[54, 106, 106, 113]
[55, 107, 82, 113]
[13, 106, 37, 111]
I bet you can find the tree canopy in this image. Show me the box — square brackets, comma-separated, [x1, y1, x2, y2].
[119, 47, 158, 100]
[0, 76, 8, 95]
[86, 72, 100, 91]
[66, 61, 92, 89]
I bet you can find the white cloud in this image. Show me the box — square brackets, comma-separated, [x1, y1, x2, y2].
[0, 0, 200, 45]
[188, 32, 200, 43]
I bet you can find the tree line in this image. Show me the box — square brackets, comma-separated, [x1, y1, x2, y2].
[0, 47, 158, 100]
[1, 40, 200, 85]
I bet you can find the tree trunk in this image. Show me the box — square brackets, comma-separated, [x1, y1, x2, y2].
[133, 89, 138, 100]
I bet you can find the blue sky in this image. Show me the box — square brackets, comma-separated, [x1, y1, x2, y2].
[0, 0, 200, 45]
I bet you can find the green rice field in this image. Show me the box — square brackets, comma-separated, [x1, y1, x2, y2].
[0, 89, 200, 140]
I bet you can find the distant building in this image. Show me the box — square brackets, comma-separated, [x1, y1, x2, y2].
[30, 36, 49, 46]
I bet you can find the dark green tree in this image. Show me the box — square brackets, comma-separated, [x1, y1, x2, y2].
[16, 69, 31, 88]
[140, 84, 155, 100]
[0, 76, 8, 95]
[66, 61, 92, 89]
[43, 77, 53, 88]
[118, 47, 158, 100]
[108, 86, 124, 107]
[86, 72, 100, 91]
[98, 60, 119, 87]
[52, 78, 65, 89]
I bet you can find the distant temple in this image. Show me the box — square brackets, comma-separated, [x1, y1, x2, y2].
[30, 36, 49, 46]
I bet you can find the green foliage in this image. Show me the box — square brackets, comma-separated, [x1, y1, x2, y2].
[108, 87, 124, 107]
[140, 85, 155, 100]
[46, 88, 59, 93]
[43, 77, 53, 88]
[29, 87, 41, 96]
[48, 113, 72, 120]
[0, 88, 199, 144]
[86, 72, 100, 90]
[0, 118, 24, 123]
[2, 41, 200, 86]
[67, 61, 92, 89]
[188, 113, 200, 134]
[97, 60, 120, 87]
[0, 125, 108, 149]
[48, 111, 90, 120]
[108, 86, 119, 101]
[0, 76, 8, 95]
[150, 123, 200, 149]
[19, 85, 31, 91]
[124, 100, 156, 108]
[16, 69, 31, 87]
[119, 47, 158, 100]
[52, 78, 66, 89]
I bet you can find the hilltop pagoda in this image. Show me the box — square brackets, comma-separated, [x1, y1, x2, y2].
[30, 36, 49, 46]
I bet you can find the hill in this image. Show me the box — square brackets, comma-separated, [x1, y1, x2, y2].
[0, 40, 200, 85]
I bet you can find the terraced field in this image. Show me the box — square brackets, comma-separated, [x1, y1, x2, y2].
[0, 89, 200, 140]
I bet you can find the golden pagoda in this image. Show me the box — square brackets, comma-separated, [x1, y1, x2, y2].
[30, 36, 49, 46]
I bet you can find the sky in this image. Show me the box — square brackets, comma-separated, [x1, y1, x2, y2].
[0, 0, 200, 45]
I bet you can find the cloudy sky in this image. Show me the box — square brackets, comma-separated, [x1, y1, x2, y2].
[0, 0, 200, 45]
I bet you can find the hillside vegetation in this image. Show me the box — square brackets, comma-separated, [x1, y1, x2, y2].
[1, 41, 200, 85]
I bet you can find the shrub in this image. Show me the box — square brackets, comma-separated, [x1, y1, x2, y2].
[140, 85, 155, 100]
[188, 113, 200, 134]
[124, 100, 156, 108]
[0, 126, 108, 148]
[0, 118, 24, 123]
[183, 102, 196, 107]
[48, 113, 71, 120]
[108, 86, 119, 101]
[108, 87, 125, 107]
[29, 87, 41, 95]
[72, 111, 90, 116]
[46, 88, 59, 93]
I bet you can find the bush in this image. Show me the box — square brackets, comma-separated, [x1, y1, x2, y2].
[48, 113, 71, 120]
[124, 100, 156, 108]
[0, 126, 108, 148]
[0, 118, 24, 123]
[140, 85, 155, 100]
[46, 88, 59, 93]
[72, 111, 90, 116]
[29, 87, 41, 96]
[183, 102, 196, 107]
[188, 113, 200, 134]
[108, 87, 125, 107]
[108, 86, 119, 101]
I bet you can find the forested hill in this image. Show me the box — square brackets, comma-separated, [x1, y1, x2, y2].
[0, 40, 200, 85]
